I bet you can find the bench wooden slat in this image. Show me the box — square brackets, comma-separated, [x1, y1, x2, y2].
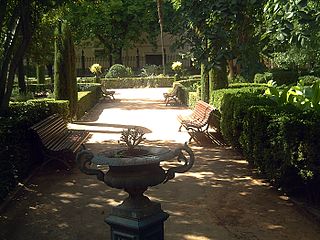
[177, 100, 218, 142]
[29, 114, 90, 169]
[101, 86, 115, 100]
[163, 84, 181, 106]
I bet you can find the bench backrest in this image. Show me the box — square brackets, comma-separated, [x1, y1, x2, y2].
[192, 100, 215, 123]
[30, 114, 68, 149]
[101, 85, 109, 94]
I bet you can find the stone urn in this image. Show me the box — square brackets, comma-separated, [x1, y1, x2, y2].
[76, 143, 195, 240]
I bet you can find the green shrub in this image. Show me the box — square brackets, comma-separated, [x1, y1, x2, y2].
[102, 77, 174, 88]
[215, 87, 320, 202]
[254, 72, 273, 83]
[106, 64, 132, 78]
[210, 86, 266, 111]
[77, 87, 100, 119]
[188, 92, 199, 108]
[298, 75, 320, 86]
[263, 80, 320, 111]
[229, 75, 248, 83]
[229, 83, 267, 89]
[271, 69, 298, 85]
[0, 99, 70, 201]
[176, 79, 200, 91]
[140, 65, 162, 77]
[78, 82, 101, 91]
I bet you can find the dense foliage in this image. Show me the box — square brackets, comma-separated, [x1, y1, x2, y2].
[0, 99, 69, 201]
[64, 0, 159, 64]
[211, 86, 320, 202]
[264, 79, 320, 111]
[105, 64, 132, 78]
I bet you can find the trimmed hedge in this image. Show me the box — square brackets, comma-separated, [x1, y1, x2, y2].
[213, 88, 320, 201]
[0, 99, 69, 201]
[254, 70, 298, 85]
[0, 82, 102, 202]
[77, 86, 100, 119]
[102, 77, 174, 88]
[188, 91, 200, 108]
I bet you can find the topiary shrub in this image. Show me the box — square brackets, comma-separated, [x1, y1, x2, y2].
[106, 64, 132, 78]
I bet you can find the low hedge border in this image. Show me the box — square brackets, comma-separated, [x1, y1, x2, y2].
[212, 88, 320, 202]
[0, 99, 70, 202]
[77, 86, 101, 119]
[102, 77, 174, 88]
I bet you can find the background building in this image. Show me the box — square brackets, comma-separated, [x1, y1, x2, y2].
[74, 33, 191, 76]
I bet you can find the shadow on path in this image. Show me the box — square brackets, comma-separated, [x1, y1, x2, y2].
[0, 88, 320, 240]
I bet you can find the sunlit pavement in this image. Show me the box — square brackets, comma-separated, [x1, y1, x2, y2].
[69, 87, 192, 143]
[1, 88, 320, 240]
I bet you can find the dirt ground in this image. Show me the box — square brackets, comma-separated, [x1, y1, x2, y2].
[0, 88, 319, 240]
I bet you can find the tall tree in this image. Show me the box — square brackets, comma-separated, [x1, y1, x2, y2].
[157, 0, 166, 74]
[171, 0, 266, 97]
[65, 0, 159, 66]
[0, 0, 68, 114]
[54, 20, 77, 119]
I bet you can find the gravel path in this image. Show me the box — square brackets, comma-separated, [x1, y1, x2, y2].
[0, 88, 319, 240]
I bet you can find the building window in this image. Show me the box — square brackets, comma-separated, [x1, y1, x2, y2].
[145, 55, 162, 66]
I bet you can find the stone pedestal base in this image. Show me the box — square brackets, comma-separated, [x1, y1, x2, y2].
[105, 200, 169, 240]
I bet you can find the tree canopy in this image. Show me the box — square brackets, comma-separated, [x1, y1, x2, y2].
[64, 0, 159, 64]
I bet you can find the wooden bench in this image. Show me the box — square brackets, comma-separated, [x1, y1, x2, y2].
[29, 114, 90, 169]
[177, 100, 219, 142]
[163, 84, 181, 106]
[101, 85, 115, 100]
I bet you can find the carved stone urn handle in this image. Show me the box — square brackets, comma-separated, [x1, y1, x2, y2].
[76, 150, 105, 181]
[163, 142, 195, 183]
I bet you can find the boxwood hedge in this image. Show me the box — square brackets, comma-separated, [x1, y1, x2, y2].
[211, 87, 320, 202]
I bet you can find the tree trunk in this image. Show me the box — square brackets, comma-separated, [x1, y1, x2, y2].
[18, 58, 26, 94]
[0, 0, 32, 113]
[46, 64, 54, 84]
[0, 9, 21, 108]
[227, 59, 235, 80]
[201, 63, 209, 103]
[36, 64, 46, 84]
[157, 0, 166, 75]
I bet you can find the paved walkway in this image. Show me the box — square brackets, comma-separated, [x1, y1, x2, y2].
[0, 88, 319, 240]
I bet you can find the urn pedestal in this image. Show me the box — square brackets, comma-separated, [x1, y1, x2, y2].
[77, 144, 194, 240]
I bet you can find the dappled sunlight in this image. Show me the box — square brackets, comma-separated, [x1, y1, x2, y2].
[63, 181, 75, 186]
[106, 198, 122, 206]
[57, 222, 69, 229]
[266, 224, 285, 230]
[182, 234, 211, 240]
[86, 203, 104, 208]
[53, 192, 82, 199]
[2, 88, 320, 240]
